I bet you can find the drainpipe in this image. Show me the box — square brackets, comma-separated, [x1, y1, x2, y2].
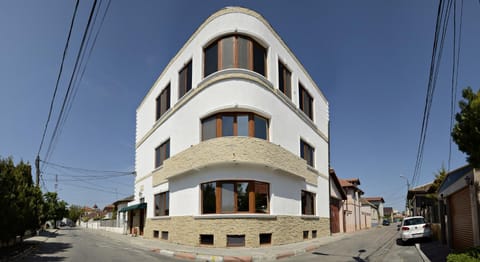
[328, 120, 332, 235]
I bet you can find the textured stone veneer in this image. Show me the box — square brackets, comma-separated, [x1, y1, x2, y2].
[151, 137, 322, 186]
[143, 215, 330, 247]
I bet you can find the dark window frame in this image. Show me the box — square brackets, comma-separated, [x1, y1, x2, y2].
[227, 235, 245, 247]
[278, 60, 292, 99]
[200, 180, 270, 214]
[300, 139, 315, 167]
[155, 139, 170, 168]
[200, 234, 214, 245]
[204, 35, 266, 77]
[301, 190, 316, 216]
[154, 191, 169, 216]
[299, 83, 313, 120]
[156, 84, 171, 121]
[201, 112, 269, 141]
[178, 60, 192, 99]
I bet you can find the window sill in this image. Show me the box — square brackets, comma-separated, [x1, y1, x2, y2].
[300, 215, 320, 220]
[151, 216, 171, 220]
[194, 214, 276, 220]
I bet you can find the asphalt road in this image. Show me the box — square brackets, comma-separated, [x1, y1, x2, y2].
[283, 225, 424, 262]
[21, 227, 182, 262]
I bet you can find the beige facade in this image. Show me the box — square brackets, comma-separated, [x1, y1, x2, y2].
[144, 216, 330, 247]
[340, 178, 364, 233]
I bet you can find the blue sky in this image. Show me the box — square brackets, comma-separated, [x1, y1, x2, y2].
[1, 1, 479, 211]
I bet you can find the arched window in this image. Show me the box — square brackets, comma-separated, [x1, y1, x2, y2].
[201, 112, 268, 141]
[204, 35, 266, 77]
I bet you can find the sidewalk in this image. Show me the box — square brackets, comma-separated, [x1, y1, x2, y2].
[416, 240, 451, 262]
[84, 228, 368, 261]
[1, 229, 58, 261]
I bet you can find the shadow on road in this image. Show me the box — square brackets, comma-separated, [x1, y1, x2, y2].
[312, 249, 367, 261]
[23, 242, 72, 261]
[418, 241, 451, 262]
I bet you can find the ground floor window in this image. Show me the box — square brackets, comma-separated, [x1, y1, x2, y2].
[301, 190, 315, 215]
[201, 180, 269, 214]
[154, 191, 169, 216]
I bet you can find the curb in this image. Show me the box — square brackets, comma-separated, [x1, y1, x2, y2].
[415, 243, 431, 262]
[149, 243, 326, 261]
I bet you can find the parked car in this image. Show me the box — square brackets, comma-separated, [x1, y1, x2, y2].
[382, 220, 390, 226]
[398, 216, 432, 244]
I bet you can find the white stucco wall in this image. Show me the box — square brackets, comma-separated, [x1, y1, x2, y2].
[134, 7, 329, 222]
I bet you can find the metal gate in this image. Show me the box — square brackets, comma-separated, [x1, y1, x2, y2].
[449, 187, 474, 250]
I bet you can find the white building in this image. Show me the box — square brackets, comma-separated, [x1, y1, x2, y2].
[129, 6, 330, 248]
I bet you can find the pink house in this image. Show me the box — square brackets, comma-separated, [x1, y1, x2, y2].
[340, 178, 364, 232]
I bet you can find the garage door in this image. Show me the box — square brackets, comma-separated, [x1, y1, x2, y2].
[330, 198, 340, 233]
[449, 187, 473, 250]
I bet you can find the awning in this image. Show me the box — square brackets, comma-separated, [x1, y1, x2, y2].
[119, 203, 147, 212]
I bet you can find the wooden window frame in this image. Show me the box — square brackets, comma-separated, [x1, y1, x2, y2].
[154, 191, 169, 216]
[155, 139, 170, 168]
[156, 84, 171, 121]
[301, 190, 316, 216]
[201, 112, 269, 141]
[299, 83, 313, 120]
[278, 60, 292, 99]
[204, 35, 266, 77]
[300, 139, 315, 167]
[200, 180, 270, 214]
[178, 60, 192, 99]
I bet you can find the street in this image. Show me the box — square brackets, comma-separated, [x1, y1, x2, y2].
[283, 225, 424, 262]
[21, 227, 182, 262]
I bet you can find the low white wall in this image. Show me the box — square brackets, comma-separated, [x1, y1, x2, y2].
[79, 221, 127, 234]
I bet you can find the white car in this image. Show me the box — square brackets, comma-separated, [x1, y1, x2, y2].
[399, 216, 432, 243]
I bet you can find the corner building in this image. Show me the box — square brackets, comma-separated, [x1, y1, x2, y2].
[133, 7, 330, 247]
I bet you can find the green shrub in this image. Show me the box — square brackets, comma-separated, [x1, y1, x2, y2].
[447, 246, 480, 262]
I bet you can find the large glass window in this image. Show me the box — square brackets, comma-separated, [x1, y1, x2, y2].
[278, 61, 292, 98]
[299, 84, 313, 120]
[204, 35, 266, 77]
[201, 112, 268, 141]
[156, 84, 170, 121]
[300, 139, 314, 167]
[154, 191, 169, 216]
[179, 61, 192, 99]
[301, 190, 315, 215]
[155, 139, 170, 168]
[201, 181, 269, 214]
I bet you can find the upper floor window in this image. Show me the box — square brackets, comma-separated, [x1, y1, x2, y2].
[154, 191, 169, 216]
[155, 139, 170, 168]
[179, 61, 192, 99]
[201, 180, 269, 214]
[204, 35, 266, 77]
[278, 61, 291, 98]
[301, 190, 315, 215]
[300, 139, 314, 167]
[299, 84, 313, 120]
[201, 112, 268, 141]
[156, 84, 171, 121]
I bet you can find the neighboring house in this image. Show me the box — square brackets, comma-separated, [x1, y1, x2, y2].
[103, 204, 115, 220]
[340, 178, 364, 232]
[131, 6, 330, 248]
[363, 197, 385, 222]
[438, 165, 480, 251]
[407, 182, 439, 223]
[329, 169, 347, 233]
[383, 207, 394, 222]
[115, 195, 134, 229]
[360, 199, 378, 229]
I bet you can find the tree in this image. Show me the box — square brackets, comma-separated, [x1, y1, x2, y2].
[452, 87, 480, 167]
[68, 205, 83, 225]
[0, 157, 43, 245]
[427, 165, 448, 199]
[43, 192, 68, 228]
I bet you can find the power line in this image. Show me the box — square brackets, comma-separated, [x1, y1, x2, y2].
[43, 0, 99, 166]
[41, 160, 134, 175]
[37, 0, 80, 157]
[412, 0, 453, 187]
[448, 0, 463, 171]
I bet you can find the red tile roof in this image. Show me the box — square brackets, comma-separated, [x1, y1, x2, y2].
[364, 197, 385, 203]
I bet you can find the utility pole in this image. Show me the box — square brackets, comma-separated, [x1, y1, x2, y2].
[35, 155, 40, 187]
[400, 175, 410, 216]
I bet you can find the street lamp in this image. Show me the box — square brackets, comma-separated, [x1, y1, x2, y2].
[400, 175, 410, 216]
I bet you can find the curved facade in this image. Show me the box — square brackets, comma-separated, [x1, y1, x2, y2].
[132, 7, 330, 247]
